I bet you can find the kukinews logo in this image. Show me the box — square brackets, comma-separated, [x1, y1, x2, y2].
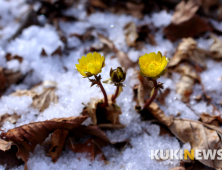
[151, 149, 222, 160]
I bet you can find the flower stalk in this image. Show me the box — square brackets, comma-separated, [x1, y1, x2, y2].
[112, 86, 119, 102]
[143, 79, 158, 110]
[94, 75, 108, 107]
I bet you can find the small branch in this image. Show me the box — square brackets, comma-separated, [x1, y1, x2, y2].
[112, 86, 119, 102]
[94, 75, 108, 107]
[143, 79, 158, 110]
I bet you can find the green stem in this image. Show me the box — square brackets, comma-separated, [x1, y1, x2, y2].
[143, 79, 158, 110]
[112, 86, 119, 102]
[94, 75, 108, 107]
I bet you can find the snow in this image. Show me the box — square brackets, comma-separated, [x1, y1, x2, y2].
[0, 0, 221, 169]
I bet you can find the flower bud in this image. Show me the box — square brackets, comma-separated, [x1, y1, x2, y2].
[110, 67, 126, 84]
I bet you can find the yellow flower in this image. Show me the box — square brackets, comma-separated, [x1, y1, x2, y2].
[75, 52, 105, 77]
[138, 51, 169, 79]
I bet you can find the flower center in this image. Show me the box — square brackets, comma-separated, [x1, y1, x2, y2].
[144, 61, 161, 71]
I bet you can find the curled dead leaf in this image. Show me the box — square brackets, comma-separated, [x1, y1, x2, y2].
[98, 33, 136, 70]
[148, 102, 222, 169]
[0, 113, 21, 128]
[164, 0, 211, 42]
[47, 129, 69, 162]
[210, 34, 222, 60]
[0, 116, 88, 163]
[124, 22, 139, 47]
[169, 38, 207, 69]
[84, 95, 122, 125]
[12, 81, 58, 112]
[175, 64, 200, 102]
[69, 138, 106, 161]
[0, 139, 12, 152]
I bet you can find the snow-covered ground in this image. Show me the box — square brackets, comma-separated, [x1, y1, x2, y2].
[0, 0, 222, 169]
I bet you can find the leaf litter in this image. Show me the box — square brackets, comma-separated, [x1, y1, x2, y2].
[1, 0, 222, 170]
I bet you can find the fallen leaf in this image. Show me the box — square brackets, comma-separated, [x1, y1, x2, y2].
[126, 2, 144, 19]
[41, 48, 48, 57]
[124, 22, 139, 47]
[47, 129, 69, 162]
[0, 116, 88, 163]
[69, 138, 106, 161]
[105, 95, 122, 124]
[51, 46, 62, 56]
[4, 69, 23, 88]
[0, 144, 24, 169]
[0, 113, 21, 128]
[200, 113, 222, 127]
[12, 81, 58, 112]
[0, 139, 12, 151]
[98, 33, 136, 70]
[164, 0, 211, 42]
[70, 125, 110, 143]
[5, 53, 23, 63]
[85, 98, 99, 125]
[171, 0, 200, 25]
[148, 102, 173, 126]
[209, 34, 222, 59]
[199, 0, 222, 21]
[148, 102, 222, 169]
[157, 88, 170, 105]
[175, 64, 200, 102]
[168, 38, 208, 69]
[0, 67, 7, 93]
[84, 95, 122, 125]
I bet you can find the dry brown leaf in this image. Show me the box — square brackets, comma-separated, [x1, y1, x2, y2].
[133, 74, 153, 109]
[98, 33, 136, 70]
[164, 0, 211, 42]
[175, 64, 200, 102]
[97, 124, 125, 129]
[126, 2, 144, 19]
[88, 0, 108, 9]
[200, 0, 222, 21]
[157, 88, 170, 105]
[0, 144, 24, 169]
[105, 95, 122, 124]
[124, 22, 139, 47]
[70, 125, 110, 143]
[69, 138, 106, 161]
[86, 98, 99, 125]
[0, 139, 12, 151]
[84, 95, 122, 125]
[171, 0, 200, 25]
[4, 69, 23, 88]
[47, 129, 69, 162]
[200, 113, 222, 127]
[148, 103, 222, 169]
[169, 38, 207, 69]
[0, 67, 6, 92]
[51, 46, 62, 56]
[41, 48, 48, 57]
[0, 113, 21, 128]
[0, 116, 88, 163]
[209, 34, 222, 59]
[5, 53, 23, 63]
[148, 102, 173, 127]
[32, 87, 58, 112]
[11, 90, 37, 98]
[12, 81, 58, 112]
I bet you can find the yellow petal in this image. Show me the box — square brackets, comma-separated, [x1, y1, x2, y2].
[161, 56, 168, 70]
[155, 51, 162, 62]
[86, 53, 93, 62]
[75, 64, 87, 77]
